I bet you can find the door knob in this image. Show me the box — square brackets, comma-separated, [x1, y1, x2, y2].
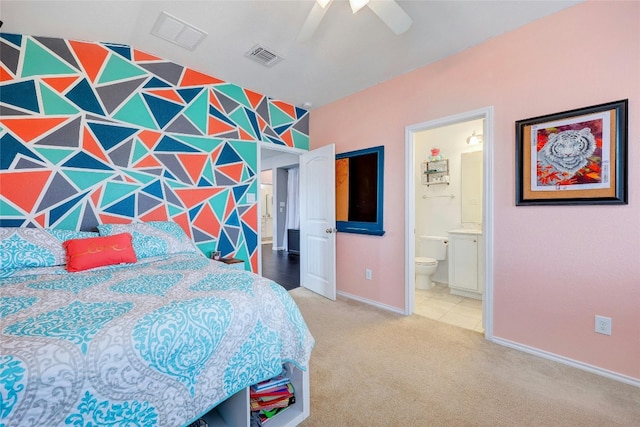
[325, 228, 333, 233]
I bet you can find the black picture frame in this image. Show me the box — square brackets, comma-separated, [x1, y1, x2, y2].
[515, 99, 628, 206]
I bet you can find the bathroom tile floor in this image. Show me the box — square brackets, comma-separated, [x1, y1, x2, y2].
[414, 282, 484, 333]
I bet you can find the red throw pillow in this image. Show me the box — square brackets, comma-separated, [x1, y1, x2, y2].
[63, 233, 137, 272]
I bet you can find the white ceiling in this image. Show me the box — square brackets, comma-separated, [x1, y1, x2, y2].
[2, 0, 582, 109]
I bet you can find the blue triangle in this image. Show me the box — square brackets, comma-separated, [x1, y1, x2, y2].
[295, 106, 308, 119]
[226, 210, 240, 227]
[144, 77, 171, 89]
[141, 180, 163, 199]
[241, 222, 257, 254]
[0, 219, 26, 227]
[88, 122, 138, 151]
[155, 135, 199, 153]
[274, 123, 292, 135]
[245, 108, 261, 139]
[163, 170, 177, 180]
[62, 152, 113, 171]
[216, 144, 242, 165]
[142, 93, 184, 129]
[1, 133, 43, 169]
[197, 177, 213, 187]
[266, 135, 285, 145]
[104, 194, 136, 217]
[178, 87, 203, 104]
[189, 203, 203, 221]
[209, 105, 236, 127]
[103, 43, 131, 60]
[232, 184, 249, 202]
[50, 192, 88, 225]
[216, 230, 234, 255]
[0, 80, 39, 113]
[1, 33, 23, 46]
[67, 78, 104, 116]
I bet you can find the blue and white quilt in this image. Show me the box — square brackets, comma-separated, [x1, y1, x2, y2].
[0, 254, 314, 427]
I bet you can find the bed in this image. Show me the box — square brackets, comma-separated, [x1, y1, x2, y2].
[0, 223, 314, 427]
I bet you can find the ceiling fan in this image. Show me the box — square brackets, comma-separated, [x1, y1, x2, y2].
[297, 0, 413, 42]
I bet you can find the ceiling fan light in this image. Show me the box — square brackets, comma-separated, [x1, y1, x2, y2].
[349, 0, 369, 14]
[316, 0, 332, 8]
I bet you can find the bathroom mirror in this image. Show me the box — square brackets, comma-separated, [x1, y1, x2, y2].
[460, 151, 483, 225]
[335, 145, 385, 236]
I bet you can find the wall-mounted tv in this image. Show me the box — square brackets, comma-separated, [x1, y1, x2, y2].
[335, 145, 385, 236]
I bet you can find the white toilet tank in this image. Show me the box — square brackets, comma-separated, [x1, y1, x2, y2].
[418, 235, 448, 260]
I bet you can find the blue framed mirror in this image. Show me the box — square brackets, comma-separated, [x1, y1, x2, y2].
[335, 146, 385, 236]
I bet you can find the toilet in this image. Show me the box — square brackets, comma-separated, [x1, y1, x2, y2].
[415, 236, 448, 290]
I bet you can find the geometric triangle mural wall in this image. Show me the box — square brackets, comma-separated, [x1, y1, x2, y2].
[0, 33, 310, 272]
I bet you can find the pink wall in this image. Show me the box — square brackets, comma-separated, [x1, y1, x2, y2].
[310, 1, 640, 380]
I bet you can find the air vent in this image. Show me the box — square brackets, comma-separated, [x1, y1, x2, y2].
[151, 12, 207, 51]
[245, 44, 284, 67]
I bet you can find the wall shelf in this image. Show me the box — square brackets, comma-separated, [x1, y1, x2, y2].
[421, 159, 449, 186]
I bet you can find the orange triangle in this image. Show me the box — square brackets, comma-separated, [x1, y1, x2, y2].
[178, 153, 208, 184]
[90, 187, 103, 207]
[193, 203, 220, 237]
[147, 89, 184, 104]
[133, 49, 162, 62]
[34, 214, 46, 227]
[209, 89, 224, 112]
[0, 65, 14, 82]
[133, 154, 162, 169]
[181, 68, 224, 87]
[99, 214, 132, 225]
[2, 117, 68, 143]
[0, 171, 52, 212]
[240, 203, 257, 229]
[140, 204, 168, 222]
[272, 101, 296, 119]
[171, 212, 192, 238]
[208, 115, 235, 136]
[249, 252, 257, 273]
[218, 163, 244, 183]
[174, 187, 224, 209]
[138, 130, 162, 149]
[258, 115, 268, 131]
[281, 129, 294, 147]
[42, 76, 79, 93]
[82, 127, 110, 163]
[245, 89, 264, 109]
[238, 127, 254, 141]
[224, 192, 235, 221]
[69, 40, 109, 83]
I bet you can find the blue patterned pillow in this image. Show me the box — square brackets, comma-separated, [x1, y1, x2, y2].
[97, 222, 200, 259]
[0, 228, 98, 270]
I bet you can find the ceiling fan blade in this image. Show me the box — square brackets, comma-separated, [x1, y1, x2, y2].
[367, 0, 412, 35]
[297, 0, 333, 43]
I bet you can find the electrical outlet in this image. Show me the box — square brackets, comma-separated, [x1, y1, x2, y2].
[595, 315, 612, 335]
[365, 269, 372, 280]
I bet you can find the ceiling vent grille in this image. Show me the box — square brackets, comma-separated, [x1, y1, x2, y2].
[245, 44, 284, 67]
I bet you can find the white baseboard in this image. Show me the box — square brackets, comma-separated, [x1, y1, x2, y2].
[337, 290, 639, 388]
[337, 290, 405, 315]
[491, 336, 640, 388]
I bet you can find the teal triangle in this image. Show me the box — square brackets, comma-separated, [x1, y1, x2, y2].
[241, 165, 251, 183]
[216, 84, 251, 109]
[229, 140, 257, 170]
[268, 102, 294, 128]
[292, 129, 310, 151]
[123, 169, 156, 185]
[168, 204, 183, 217]
[55, 204, 83, 230]
[63, 170, 113, 191]
[113, 93, 158, 129]
[165, 180, 189, 189]
[202, 160, 215, 185]
[101, 181, 140, 207]
[230, 109, 257, 140]
[174, 135, 223, 153]
[183, 90, 208, 134]
[234, 240, 249, 271]
[98, 53, 147, 84]
[34, 147, 75, 165]
[22, 39, 76, 77]
[132, 140, 148, 164]
[209, 189, 229, 221]
[40, 83, 79, 115]
[0, 199, 23, 216]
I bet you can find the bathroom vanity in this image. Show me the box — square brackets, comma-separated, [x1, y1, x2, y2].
[447, 229, 483, 299]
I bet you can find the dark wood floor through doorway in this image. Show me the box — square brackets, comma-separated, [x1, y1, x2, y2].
[261, 243, 299, 291]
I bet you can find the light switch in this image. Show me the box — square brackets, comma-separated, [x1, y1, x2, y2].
[246, 193, 256, 203]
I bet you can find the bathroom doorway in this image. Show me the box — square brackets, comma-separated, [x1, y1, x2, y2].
[404, 107, 494, 338]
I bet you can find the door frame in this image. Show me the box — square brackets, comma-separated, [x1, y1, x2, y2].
[257, 142, 305, 277]
[404, 107, 495, 339]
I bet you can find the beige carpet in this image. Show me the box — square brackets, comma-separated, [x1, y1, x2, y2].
[289, 288, 640, 427]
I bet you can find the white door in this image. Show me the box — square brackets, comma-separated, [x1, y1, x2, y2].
[300, 144, 336, 300]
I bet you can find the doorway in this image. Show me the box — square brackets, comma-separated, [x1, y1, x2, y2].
[259, 145, 302, 290]
[405, 107, 494, 339]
